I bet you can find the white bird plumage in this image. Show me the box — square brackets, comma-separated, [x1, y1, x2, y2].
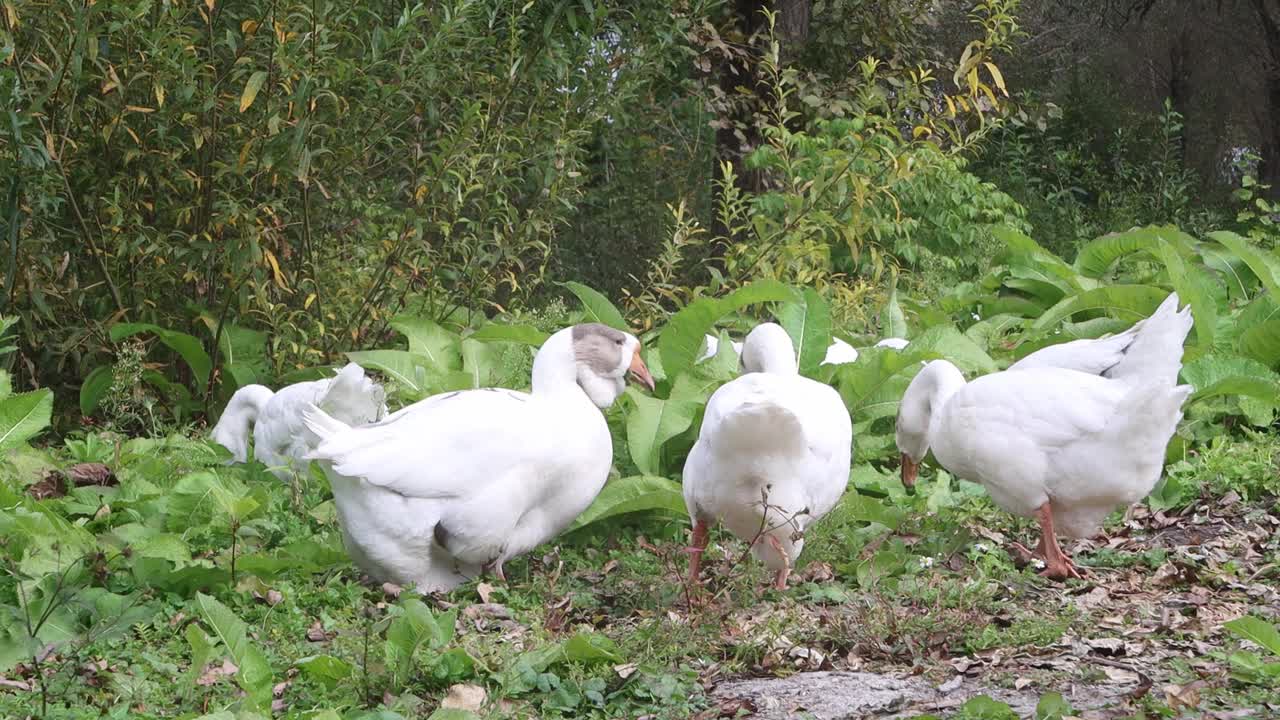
[696, 332, 909, 367]
[683, 323, 853, 590]
[210, 362, 387, 481]
[895, 292, 1193, 578]
[300, 323, 656, 593]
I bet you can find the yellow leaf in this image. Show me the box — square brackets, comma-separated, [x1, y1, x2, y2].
[983, 62, 1007, 96]
[304, 293, 316, 310]
[263, 249, 291, 292]
[204, 0, 214, 11]
[980, 82, 1000, 111]
[154, 84, 166, 107]
[4, 1, 18, 27]
[125, 105, 155, 113]
[912, 125, 931, 139]
[239, 70, 268, 113]
[241, 19, 259, 35]
[966, 66, 979, 94]
[944, 95, 957, 117]
[125, 127, 141, 145]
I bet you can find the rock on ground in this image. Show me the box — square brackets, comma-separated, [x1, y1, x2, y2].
[710, 670, 1134, 719]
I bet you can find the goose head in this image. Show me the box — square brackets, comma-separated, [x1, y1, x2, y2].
[739, 323, 798, 375]
[895, 360, 966, 490]
[534, 323, 655, 408]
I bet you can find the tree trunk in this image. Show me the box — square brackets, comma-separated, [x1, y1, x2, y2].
[710, 0, 811, 255]
[1251, 0, 1280, 194]
[1167, 28, 1191, 159]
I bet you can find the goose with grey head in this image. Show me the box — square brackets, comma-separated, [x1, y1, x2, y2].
[302, 323, 655, 593]
[895, 292, 1193, 579]
[683, 322, 852, 591]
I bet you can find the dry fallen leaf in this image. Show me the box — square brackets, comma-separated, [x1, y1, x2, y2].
[196, 659, 238, 686]
[476, 582, 495, 604]
[614, 663, 638, 680]
[381, 582, 403, 598]
[441, 683, 486, 712]
[1101, 665, 1139, 684]
[67, 463, 117, 486]
[1085, 638, 1125, 656]
[27, 472, 66, 500]
[1163, 680, 1206, 711]
[305, 621, 333, 642]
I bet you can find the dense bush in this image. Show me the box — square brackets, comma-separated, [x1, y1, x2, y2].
[1, 0, 697, 405]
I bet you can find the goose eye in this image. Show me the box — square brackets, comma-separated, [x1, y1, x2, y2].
[614, 338, 624, 346]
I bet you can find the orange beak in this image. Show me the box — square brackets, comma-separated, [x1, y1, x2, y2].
[628, 348, 656, 391]
[900, 452, 918, 494]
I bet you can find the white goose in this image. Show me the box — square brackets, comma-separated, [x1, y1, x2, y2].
[683, 323, 853, 590]
[895, 293, 1193, 578]
[302, 323, 655, 593]
[697, 334, 743, 363]
[211, 363, 387, 482]
[698, 332, 907, 367]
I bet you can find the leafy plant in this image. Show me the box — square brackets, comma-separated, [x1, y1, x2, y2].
[193, 593, 275, 712]
[1225, 616, 1280, 686]
[0, 370, 52, 452]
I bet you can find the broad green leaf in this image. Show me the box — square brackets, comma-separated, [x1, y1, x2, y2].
[907, 325, 998, 375]
[1028, 285, 1169, 336]
[1035, 692, 1074, 720]
[659, 280, 799, 376]
[1199, 242, 1255, 301]
[1074, 226, 1177, 278]
[623, 378, 700, 477]
[460, 338, 500, 388]
[1210, 231, 1280, 302]
[840, 494, 904, 529]
[0, 388, 52, 452]
[390, 316, 462, 371]
[778, 287, 832, 376]
[1238, 316, 1280, 367]
[993, 226, 1083, 291]
[881, 287, 908, 339]
[562, 632, 622, 663]
[345, 350, 431, 398]
[239, 70, 268, 112]
[964, 314, 1023, 351]
[295, 654, 354, 689]
[79, 365, 113, 416]
[1182, 354, 1280, 404]
[468, 323, 550, 346]
[133, 532, 193, 565]
[194, 592, 274, 711]
[561, 282, 627, 330]
[166, 471, 264, 531]
[1157, 242, 1217, 357]
[0, 505, 97, 576]
[386, 599, 454, 683]
[198, 319, 269, 388]
[1225, 616, 1280, 657]
[111, 322, 212, 386]
[958, 695, 1018, 720]
[567, 475, 686, 531]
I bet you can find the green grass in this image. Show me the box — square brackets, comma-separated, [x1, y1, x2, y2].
[0, 428, 1276, 720]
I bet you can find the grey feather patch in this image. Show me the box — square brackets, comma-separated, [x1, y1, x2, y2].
[572, 323, 629, 376]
